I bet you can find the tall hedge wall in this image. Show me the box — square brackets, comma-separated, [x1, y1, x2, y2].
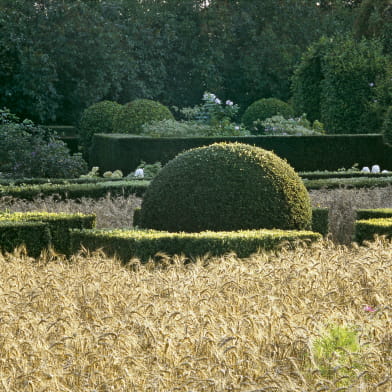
[90, 134, 392, 173]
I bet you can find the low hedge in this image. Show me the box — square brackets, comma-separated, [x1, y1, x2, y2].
[303, 176, 392, 190]
[90, 133, 392, 173]
[356, 208, 392, 220]
[0, 177, 127, 186]
[2, 171, 392, 187]
[0, 181, 149, 200]
[311, 208, 329, 236]
[70, 228, 322, 263]
[133, 207, 329, 236]
[0, 212, 96, 256]
[300, 171, 392, 180]
[3, 176, 392, 201]
[355, 217, 392, 243]
[0, 220, 51, 258]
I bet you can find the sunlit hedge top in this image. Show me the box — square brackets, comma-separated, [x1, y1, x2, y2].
[139, 142, 312, 232]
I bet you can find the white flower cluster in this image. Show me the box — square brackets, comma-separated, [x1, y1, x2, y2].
[203, 92, 217, 102]
[361, 165, 388, 173]
[202, 92, 234, 106]
[134, 168, 144, 178]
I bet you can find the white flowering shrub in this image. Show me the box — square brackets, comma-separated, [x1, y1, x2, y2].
[140, 119, 210, 137]
[180, 92, 239, 124]
[141, 92, 250, 137]
[141, 118, 250, 137]
[258, 115, 325, 136]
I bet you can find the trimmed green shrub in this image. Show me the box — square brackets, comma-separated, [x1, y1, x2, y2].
[133, 208, 141, 227]
[0, 221, 51, 258]
[300, 170, 392, 180]
[303, 176, 392, 190]
[356, 208, 392, 220]
[0, 177, 125, 186]
[241, 98, 294, 134]
[355, 217, 392, 243]
[0, 181, 149, 200]
[113, 99, 174, 135]
[90, 133, 392, 173]
[312, 208, 329, 236]
[139, 142, 312, 232]
[78, 100, 122, 159]
[70, 228, 321, 263]
[382, 106, 392, 144]
[0, 212, 96, 256]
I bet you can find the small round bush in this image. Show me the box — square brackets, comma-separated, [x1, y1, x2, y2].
[113, 99, 174, 134]
[78, 100, 121, 157]
[382, 106, 392, 145]
[139, 142, 312, 232]
[241, 98, 294, 134]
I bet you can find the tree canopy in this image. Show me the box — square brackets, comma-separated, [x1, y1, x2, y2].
[0, 0, 364, 124]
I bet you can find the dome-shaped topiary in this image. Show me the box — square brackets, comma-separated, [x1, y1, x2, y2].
[113, 99, 174, 134]
[78, 100, 121, 158]
[242, 98, 294, 134]
[138, 142, 312, 232]
[382, 106, 392, 145]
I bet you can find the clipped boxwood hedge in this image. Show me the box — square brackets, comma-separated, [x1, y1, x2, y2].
[3, 175, 392, 202]
[78, 100, 122, 158]
[90, 133, 392, 173]
[355, 217, 392, 243]
[0, 221, 51, 258]
[134, 206, 330, 236]
[241, 98, 294, 133]
[70, 228, 322, 263]
[0, 212, 96, 256]
[303, 176, 392, 190]
[356, 208, 392, 220]
[113, 99, 174, 135]
[139, 143, 312, 232]
[0, 180, 149, 200]
[300, 171, 392, 180]
[311, 208, 329, 236]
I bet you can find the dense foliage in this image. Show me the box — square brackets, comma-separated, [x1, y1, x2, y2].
[241, 98, 295, 134]
[0, 0, 355, 124]
[382, 106, 392, 144]
[0, 108, 87, 178]
[353, 0, 392, 55]
[78, 100, 122, 158]
[260, 115, 324, 136]
[139, 143, 312, 232]
[292, 35, 391, 134]
[113, 99, 174, 135]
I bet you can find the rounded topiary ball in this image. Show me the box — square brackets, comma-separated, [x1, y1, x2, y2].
[242, 98, 294, 134]
[382, 106, 392, 145]
[78, 100, 121, 158]
[113, 99, 174, 134]
[138, 142, 312, 232]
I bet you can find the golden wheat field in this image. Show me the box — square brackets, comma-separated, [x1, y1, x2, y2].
[0, 238, 392, 392]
